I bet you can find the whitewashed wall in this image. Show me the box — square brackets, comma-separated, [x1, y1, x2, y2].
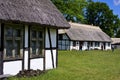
[45, 50, 56, 69]
[45, 28, 57, 69]
[30, 58, 44, 70]
[82, 42, 88, 50]
[69, 41, 111, 51]
[3, 25, 29, 75]
[105, 43, 111, 50]
[3, 26, 57, 75]
[3, 61, 22, 75]
[70, 41, 79, 50]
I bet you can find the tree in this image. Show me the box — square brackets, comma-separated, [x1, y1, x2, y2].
[84, 2, 120, 37]
[116, 29, 120, 37]
[51, 0, 88, 23]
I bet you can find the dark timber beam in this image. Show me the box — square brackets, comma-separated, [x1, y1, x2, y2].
[0, 23, 4, 74]
[43, 27, 46, 71]
[28, 25, 31, 70]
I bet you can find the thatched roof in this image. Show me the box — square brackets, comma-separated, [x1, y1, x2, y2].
[111, 38, 120, 44]
[0, 0, 70, 29]
[59, 22, 112, 42]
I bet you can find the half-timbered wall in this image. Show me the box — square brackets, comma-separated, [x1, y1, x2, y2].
[45, 28, 57, 69]
[58, 34, 70, 50]
[105, 42, 111, 50]
[3, 24, 23, 75]
[70, 41, 79, 50]
[1, 24, 57, 75]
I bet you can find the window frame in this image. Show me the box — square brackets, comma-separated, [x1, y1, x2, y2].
[4, 24, 24, 60]
[95, 42, 100, 47]
[30, 26, 45, 58]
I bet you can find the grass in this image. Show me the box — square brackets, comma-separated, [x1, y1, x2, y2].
[9, 49, 120, 80]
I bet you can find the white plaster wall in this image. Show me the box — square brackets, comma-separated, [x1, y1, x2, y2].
[70, 41, 72, 50]
[105, 43, 111, 50]
[24, 51, 28, 70]
[45, 50, 56, 69]
[70, 41, 79, 50]
[30, 58, 43, 70]
[45, 28, 57, 69]
[82, 42, 87, 50]
[92, 42, 95, 49]
[4, 61, 22, 75]
[76, 41, 80, 50]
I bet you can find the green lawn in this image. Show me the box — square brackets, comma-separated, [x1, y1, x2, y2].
[10, 49, 120, 80]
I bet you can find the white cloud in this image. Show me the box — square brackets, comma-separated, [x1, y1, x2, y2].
[113, 0, 120, 6]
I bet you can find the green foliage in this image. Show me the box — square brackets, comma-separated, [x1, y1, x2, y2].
[51, 0, 88, 23]
[84, 2, 120, 37]
[10, 50, 120, 80]
[116, 29, 120, 37]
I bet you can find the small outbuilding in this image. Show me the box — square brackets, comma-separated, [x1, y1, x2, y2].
[111, 38, 120, 49]
[58, 22, 112, 50]
[0, 0, 70, 75]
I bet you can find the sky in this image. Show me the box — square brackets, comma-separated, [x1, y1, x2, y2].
[94, 0, 120, 18]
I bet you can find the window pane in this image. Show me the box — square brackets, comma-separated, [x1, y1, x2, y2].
[32, 41, 36, 55]
[15, 29, 21, 37]
[15, 40, 20, 57]
[37, 41, 43, 55]
[5, 28, 13, 37]
[32, 30, 36, 38]
[6, 40, 13, 57]
[38, 31, 43, 38]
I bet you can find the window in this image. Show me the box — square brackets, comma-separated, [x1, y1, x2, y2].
[95, 42, 100, 47]
[108, 42, 110, 47]
[4, 24, 23, 59]
[59, 34, 63, 40]
[73, 41, 76, 47]
[30, 27, 44, 58]
[90, 42, 93, 47]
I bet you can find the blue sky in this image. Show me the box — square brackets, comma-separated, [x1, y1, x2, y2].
[94, 0, 120, 18]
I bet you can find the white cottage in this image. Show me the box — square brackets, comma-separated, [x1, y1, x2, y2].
[111, 38, 120, 49]
[0, 0, 70, 75]
[58, 22, 112, 51]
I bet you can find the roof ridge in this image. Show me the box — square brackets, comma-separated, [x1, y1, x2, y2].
[69, 22, 100, 30]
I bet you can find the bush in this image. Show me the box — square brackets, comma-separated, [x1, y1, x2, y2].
[16, 69, 45, 77]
